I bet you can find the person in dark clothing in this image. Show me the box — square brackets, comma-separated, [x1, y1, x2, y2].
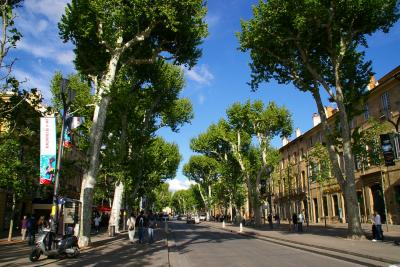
[136, 210, 147, 244]
[27, 215, 36, 245]
[267, 214, 273, 229]
[292, 213, 298, 232]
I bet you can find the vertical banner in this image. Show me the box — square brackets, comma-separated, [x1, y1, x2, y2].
[40, 117, 57, 185]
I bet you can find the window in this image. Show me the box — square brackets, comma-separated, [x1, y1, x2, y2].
[300, 148, 304, 161]
[332, 195, 339, 216]
[294, 152, 297, 163]
[364, 105, 369, 121]
[381, 92, 391, 117]
[323, 196, 328, 217]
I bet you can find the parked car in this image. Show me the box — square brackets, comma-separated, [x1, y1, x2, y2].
[199, 212, 207, 221]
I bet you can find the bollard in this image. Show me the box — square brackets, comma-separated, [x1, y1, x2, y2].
[165, 220, 168, 233]
[222, 220, 225, 228]
[239, 222, 243, 232]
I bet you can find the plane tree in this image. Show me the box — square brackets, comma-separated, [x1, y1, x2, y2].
[59, 0, 207, 245]
[238, 0, 399, 238]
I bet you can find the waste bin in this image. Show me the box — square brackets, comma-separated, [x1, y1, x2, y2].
[109, 225, 115, 237]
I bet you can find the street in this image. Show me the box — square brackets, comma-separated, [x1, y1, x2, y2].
[169, 221, 364, 267]
[0, 221, 397, 267]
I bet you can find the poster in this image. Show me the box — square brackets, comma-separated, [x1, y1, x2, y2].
[40, 117, 57, 185]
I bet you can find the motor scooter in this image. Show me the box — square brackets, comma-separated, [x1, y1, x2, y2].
[29, 229, 80, 262]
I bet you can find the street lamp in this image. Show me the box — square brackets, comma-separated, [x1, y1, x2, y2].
[51, 78, 75, 234]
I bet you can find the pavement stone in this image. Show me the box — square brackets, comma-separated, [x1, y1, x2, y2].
[204, 221, 400, 264]
[0, 227, 169, 267]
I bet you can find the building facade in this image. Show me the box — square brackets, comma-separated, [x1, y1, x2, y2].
[272, 66, 400, 225]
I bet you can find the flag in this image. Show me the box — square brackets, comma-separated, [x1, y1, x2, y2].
[70, 116, 84, 129]
[40, 117, 57, 185]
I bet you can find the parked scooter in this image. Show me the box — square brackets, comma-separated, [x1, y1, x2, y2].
[29, 229, 79, 262]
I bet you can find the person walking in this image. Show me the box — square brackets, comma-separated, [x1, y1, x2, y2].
[372, 211, 383, 241]
[147, 210, 157, 243]
[94, 215, 101, 234]
[27, 215, 36, 245]
[297, 211, 304, 232]
[127, 214, 136, 243]
[267, 214, 273, 229]
[21, 215, 28, 241]
[292, 213, 298, 232]
[136, 210, 146, 244]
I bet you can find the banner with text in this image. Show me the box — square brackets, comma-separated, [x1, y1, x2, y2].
[40, 117, 57, 185]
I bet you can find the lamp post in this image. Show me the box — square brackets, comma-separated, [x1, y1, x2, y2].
[51, 78, 75, 234]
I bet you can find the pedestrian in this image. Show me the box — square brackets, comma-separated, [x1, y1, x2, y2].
[267, 214, 273, 229]
[136, 210, 146, 244]
[21, 215, 28, 241]
[292, 213, 298, 232]
[372, 211, 383, 242]
[127, 213, 136, 243]
[27, 215, 36, 245]
[298, 210, 304, 232]
[94, 214, 101, 234]
[148, 210, 157, 243]
[37, 216, 47, 233]
[274, 213, 280, 225]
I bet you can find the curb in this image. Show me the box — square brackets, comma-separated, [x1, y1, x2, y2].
[205, 223, 398, 265]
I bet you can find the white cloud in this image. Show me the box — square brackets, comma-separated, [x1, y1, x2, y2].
[205, 14, 220, 28]
[198, 94, 205, 104]
[17, 38, 74, 67]
[167, 178, 196, 192]
[183, 64, 214, 86]
[24, 0, 70, 23]
[14, 68, 52, 99]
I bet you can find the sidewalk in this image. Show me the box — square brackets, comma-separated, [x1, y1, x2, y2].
[204, 221, 400, 264]
[0, 226, 169, 267]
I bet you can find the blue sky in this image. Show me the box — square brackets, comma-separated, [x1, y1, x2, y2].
[9, 1, 400, 191]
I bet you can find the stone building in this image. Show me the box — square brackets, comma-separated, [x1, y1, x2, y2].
[272, 66, 400, 225]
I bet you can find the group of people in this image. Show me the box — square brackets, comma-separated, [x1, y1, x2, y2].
[127, 210, 157, 244]
[20, 214, 53, 246]
[291, 211, 305, 232]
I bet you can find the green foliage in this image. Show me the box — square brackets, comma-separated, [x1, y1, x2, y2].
[352, 118, 392, 168]
[0, 89, 42, 198]
[148, 183, 172, 212]
[59, 0, 208, 76]
[306, 143, 332, 185]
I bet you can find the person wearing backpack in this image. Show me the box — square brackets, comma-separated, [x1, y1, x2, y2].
[136, 210, 146, 244]
[127, 214, 136, 243]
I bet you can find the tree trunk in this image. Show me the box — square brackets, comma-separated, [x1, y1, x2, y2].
[108, 113, 128, 233]
[207, 185, 212, 221]
[78, 52, 120, 247]
[109, 181, 124, 233]
[311, 88, 363, 238]
[7, 193, 16, 241]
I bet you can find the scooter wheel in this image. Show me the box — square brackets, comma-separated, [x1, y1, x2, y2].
[29, 249, 41, 262]
[73, 247, 80, 258]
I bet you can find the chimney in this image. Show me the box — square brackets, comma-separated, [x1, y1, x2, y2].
[312, 113, 321, 126]
[282, 136, 289, 146]
[295, 128, 301, 138]
[367, 75, 377, 90]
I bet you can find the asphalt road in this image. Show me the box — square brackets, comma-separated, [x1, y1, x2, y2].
[169, 221, 364, 267]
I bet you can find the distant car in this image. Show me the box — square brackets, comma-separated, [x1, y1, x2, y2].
[171, 215, 178, 221]
[186, 214, 200, 224]
[178, 214, 186, 221]
[199, 213, 207, 221]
